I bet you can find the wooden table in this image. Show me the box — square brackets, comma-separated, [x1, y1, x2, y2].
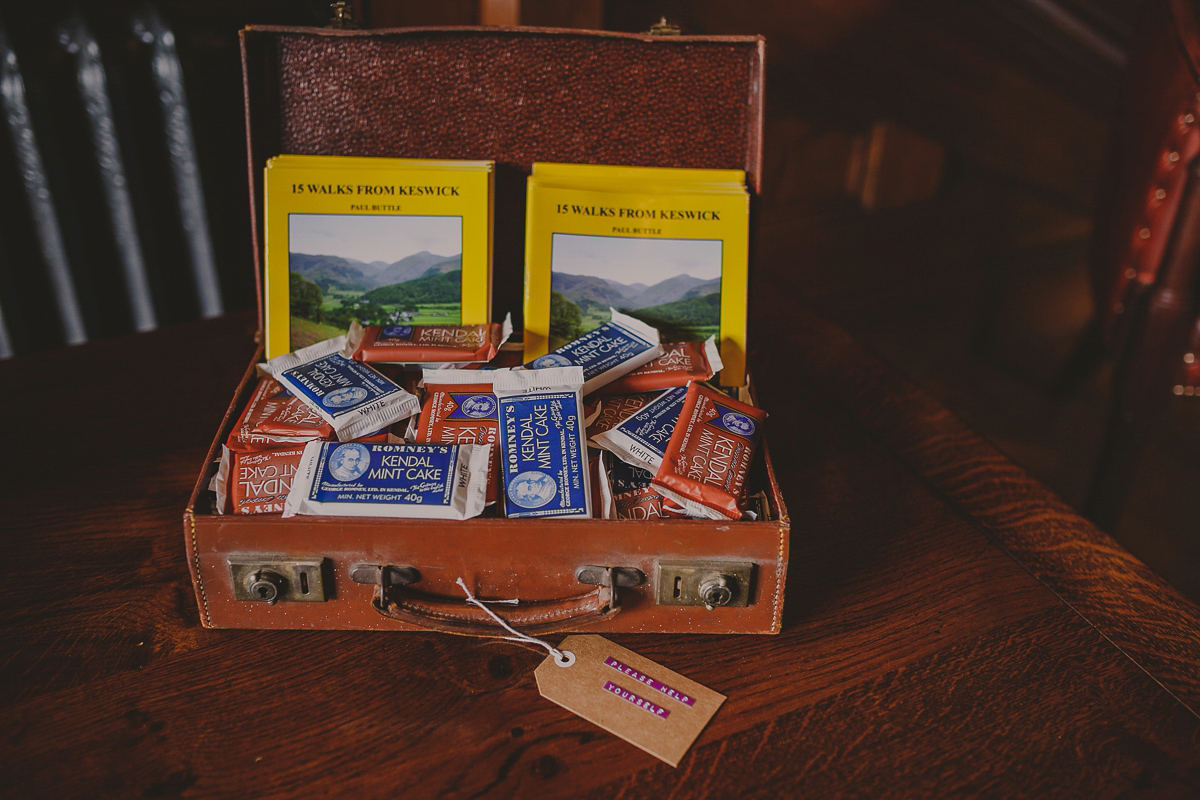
[2, 308, 1199, 798]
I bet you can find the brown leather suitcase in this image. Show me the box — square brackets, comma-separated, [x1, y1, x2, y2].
[183, 24, 790, 634]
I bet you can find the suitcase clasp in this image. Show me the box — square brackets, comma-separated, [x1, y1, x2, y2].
[575, 565, 645, 588]
[348, 563, 420, 587]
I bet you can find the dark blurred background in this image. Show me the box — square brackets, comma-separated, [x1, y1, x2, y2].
[2, 1, 1195, 602]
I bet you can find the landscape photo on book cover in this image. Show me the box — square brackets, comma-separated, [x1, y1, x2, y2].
[287, 213, 464, 348]
[549, 233, 722, 349]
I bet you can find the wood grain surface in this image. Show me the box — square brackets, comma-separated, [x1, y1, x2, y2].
[2, 309, 1199, 798]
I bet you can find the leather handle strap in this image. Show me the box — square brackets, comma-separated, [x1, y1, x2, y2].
[372, 582, 620, 636]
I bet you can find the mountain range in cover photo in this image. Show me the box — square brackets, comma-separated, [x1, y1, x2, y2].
[548, 233, 722, 349]
[287, 213, 464, 348]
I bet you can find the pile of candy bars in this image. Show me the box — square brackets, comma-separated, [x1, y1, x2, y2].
[210, 310, 769, 522]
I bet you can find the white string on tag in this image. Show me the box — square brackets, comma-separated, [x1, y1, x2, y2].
[455, 577, 576, 666]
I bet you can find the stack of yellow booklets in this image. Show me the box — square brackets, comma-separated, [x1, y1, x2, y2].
[263, 155, 494, 358]
[524, 163, 750, 386]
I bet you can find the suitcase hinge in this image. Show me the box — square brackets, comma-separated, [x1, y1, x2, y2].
[327, 2, 359, 30]
[647, 17, 683, 36]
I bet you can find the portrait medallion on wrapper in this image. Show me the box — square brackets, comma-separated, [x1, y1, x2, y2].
[508, 470, 557, 508]
[323, 386, 369, 408]
[530, 353, 573, 369]
[328, 443, 371, 482]
[459, 395, 497, 418]
[720, 411, 756, 437]
[379, 326, 414, 340]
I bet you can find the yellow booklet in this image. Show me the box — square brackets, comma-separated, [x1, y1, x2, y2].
[524, 163, 750, 386]
[263, 155, 494, 358]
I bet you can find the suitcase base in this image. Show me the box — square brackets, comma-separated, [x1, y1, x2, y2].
[185, 349, 790, 634]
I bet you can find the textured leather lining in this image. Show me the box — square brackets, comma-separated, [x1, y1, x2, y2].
[246, 27, 762, 179]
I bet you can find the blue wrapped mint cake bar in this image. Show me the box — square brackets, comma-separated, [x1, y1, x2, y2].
[493, 366, 592, 519]
[284, 442, 490, 520]
[590, 385, 688, 472]
[526, 309, 663, 394]
[261, 335, 420, 442]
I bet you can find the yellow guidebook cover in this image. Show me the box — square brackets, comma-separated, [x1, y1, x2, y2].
[524, 163, 750, 386]
[264, 155, 494, 358]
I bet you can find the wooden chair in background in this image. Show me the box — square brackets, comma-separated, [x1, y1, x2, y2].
[1086, 0, 1200, 530]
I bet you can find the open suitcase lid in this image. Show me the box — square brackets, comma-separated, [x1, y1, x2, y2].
[240, 25, 765, 331]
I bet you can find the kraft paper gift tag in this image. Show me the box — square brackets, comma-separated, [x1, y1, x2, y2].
[534, 634, 725, 767]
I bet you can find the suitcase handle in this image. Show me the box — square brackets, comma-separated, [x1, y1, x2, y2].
[372, 581, 620, 635]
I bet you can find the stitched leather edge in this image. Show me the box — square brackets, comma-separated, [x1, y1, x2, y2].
[771, 522, 785, 633]
[186, 508, 212, 627]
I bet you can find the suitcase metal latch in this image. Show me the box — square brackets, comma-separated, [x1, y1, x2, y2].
[656, 561, 754, 609]
[228, 557, 330, 604]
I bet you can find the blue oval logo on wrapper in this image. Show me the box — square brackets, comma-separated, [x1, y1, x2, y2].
[530, 353, 573, 369]
[459, 395, 497, 418]
[508, 470, 557, 508]
[323, 386, 369, 408]
[328, 443, 371, 482]
[721, 411, 756, 437]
